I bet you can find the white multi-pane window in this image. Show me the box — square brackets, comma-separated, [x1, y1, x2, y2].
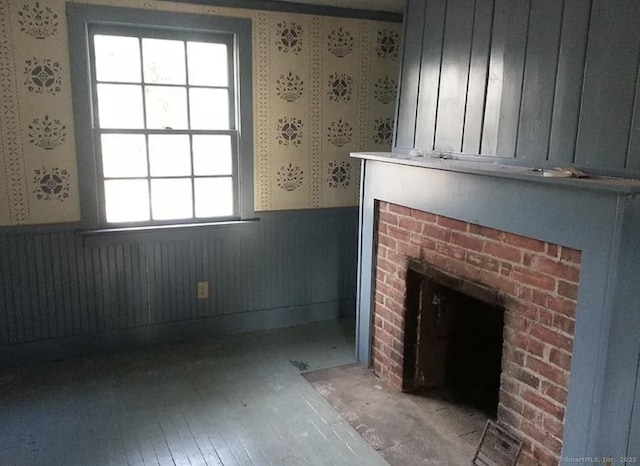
[90, 27, 238, 225]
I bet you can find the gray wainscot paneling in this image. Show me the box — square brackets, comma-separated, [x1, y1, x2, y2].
[351, 152, 640, 461]
[630, 352, 640, 458]
[0, 208, 359, 367]
[394, 0, 640, 178]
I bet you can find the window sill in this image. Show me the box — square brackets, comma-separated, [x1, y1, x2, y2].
[77, 218, 260, 246]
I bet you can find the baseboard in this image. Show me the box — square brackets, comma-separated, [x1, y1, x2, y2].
[0, 300, 349, 367]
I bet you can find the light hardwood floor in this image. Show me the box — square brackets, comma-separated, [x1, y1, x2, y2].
[0, 319, 388, 466]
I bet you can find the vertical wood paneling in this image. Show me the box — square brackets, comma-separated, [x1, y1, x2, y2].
[575, 0, 640, 170]
[153, 242, 163, 323]
[91, 248, 102, 331]
[169, 242, 177, 320]
[4, 237, 15, 343]
[148, 243, 159, 325]
[10, 237, 24, 342]
[630, 351, 640, 457]
[80, 239, 93, 334]
[195, 239, 205, 318]
[114, 246, 125, 328]
[45, 235, 58, 338]
[462, 0, 494, 154]
[215, 238, 223, 315]
[187, 240, 196, 319]
[166, 241, 177, 321]
[122, 246, 134, 327]
[25, 238, 40, 340]
[188, 242, 197, 320]
[495, 0, 531, 158]
[20, 237, 34, 341]
[414, 0, 447, 150]
[55, 235, 69, 337]
[103, 247, 114, 329]
[397, 0, 640, 177]
[434, 0, 475, 152]
[626, 57, 640, 170]
[547, 0, 592, 165]
[56, 233, 71, 337]
[88, 246, 98, 333]
[516, 0, 563, 163]
[71, 234, 84, 334]
[480, 0, 508, 156]
[176, 242, 186, 321]
[162, 242, 172, 321]
[0, 236, 13, 345]
[31, 236, 45, 340]
[164, 242, 175, 322]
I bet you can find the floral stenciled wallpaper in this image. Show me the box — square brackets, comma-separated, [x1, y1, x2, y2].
[0, 0, 401, 226]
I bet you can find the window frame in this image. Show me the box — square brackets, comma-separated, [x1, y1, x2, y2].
[67, 4, 254, 230]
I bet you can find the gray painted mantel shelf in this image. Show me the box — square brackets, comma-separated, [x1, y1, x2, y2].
[351, 151, 640, 460]
[352, 152, 640, 194]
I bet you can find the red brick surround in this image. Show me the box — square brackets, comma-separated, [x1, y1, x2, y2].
[373, 201, 582, 465]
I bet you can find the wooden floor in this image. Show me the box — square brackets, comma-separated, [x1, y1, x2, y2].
[0, 319, 388, 466]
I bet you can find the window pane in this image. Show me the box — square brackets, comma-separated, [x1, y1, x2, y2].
[187, 42, 228, 86]
[195, 177, 233, 218]
[142, 38, 186, 85]
[104, 180, 150, 223]
[97, 84, 144, 129]
[149, 135, 191, 176]
[94, 35, 141, 83]
[145, 86, 188, 129]
[101, 134, 147, 178]
[193, 135, 232, 176]
[189, 88, 229, 130]
[151, 178, 193, 220]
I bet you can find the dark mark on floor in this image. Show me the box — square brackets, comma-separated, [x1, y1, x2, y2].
[290, 360, 310, 371]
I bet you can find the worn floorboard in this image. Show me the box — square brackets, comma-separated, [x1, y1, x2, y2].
[0, 319, 387, 466]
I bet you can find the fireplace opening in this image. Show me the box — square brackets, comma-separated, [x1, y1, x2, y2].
[403, 262, 505, 416]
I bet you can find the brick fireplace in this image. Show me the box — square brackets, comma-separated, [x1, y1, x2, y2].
[372, 201, 581, 465]
[352, 153, 640, 461]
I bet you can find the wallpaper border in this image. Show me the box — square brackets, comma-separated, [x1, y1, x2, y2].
[0, 0, 30, 224]
[255, 11, 271, 211]
[309, 16, 321, 207]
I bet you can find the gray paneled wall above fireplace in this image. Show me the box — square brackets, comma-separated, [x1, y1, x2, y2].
[394, 0, 640, 177]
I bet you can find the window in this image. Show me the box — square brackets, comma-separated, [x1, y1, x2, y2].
[67, 5, 253, 229]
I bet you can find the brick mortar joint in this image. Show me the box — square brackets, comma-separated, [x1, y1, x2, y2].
[508, 376, 570, 409]
[380, 201, 580, 256]
[497, 405, 564, 458]
[417, 241, 581, 294]
[380, 202, 582, 269]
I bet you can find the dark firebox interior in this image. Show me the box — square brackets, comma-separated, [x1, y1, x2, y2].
[404, 267, 505, 415]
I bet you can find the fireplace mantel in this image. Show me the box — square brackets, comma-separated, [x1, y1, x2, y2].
[351, 152, 640, 460]
[353, 152, 640, 194]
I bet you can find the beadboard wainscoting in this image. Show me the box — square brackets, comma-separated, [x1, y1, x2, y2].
[0, 208, 358, 366]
